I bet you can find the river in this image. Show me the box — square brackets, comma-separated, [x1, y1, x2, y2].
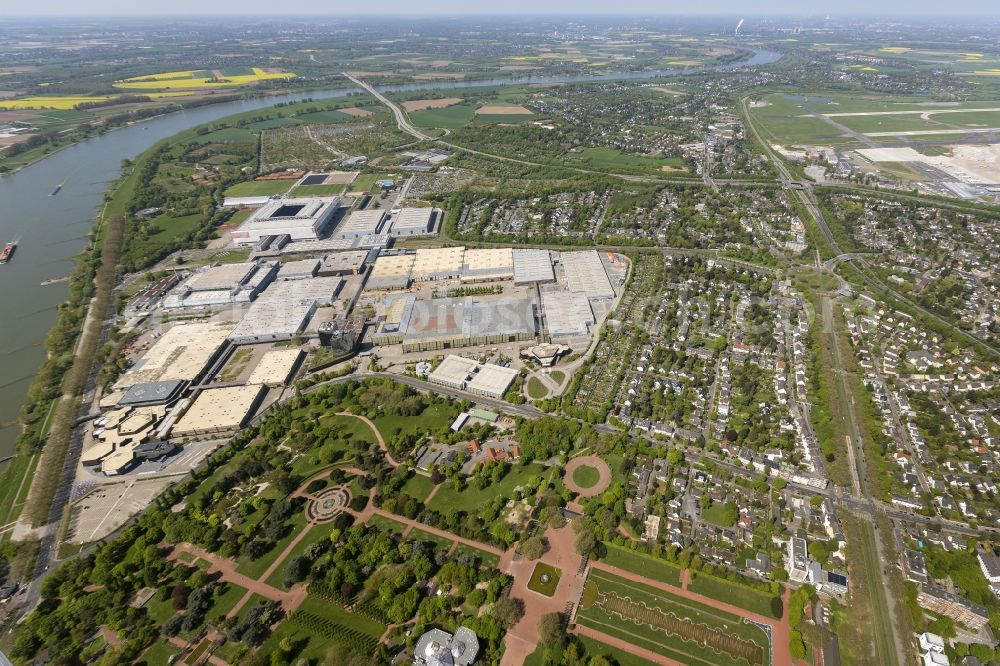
[0, 48, 780, 459]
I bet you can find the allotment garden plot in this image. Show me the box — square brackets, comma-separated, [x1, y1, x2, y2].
[577, 568, 770, 666]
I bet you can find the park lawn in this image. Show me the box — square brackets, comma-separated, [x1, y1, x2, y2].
[400, 473, 437, 502]
[300, 593, 386, 637]
[208, 581, 250, 620]
[0, 452, 38, 527]
[576, 635, 662, 666]
[259, 595, 385, 665]
[527, 376, 548, 399]
[527, 562, 561, 597]
[581, 569, 769, 666]
[409, 103, 477, 128]
[235, 510, 309, 580]
[549, 370, 566, 385]
[571, 464, 601, 489]
[373, 402, 459, 442]
[143, 593, 178, 624]
[428, 462, 548, 512]
[225, 179, 294, 197]
[599, 544, 683, 586]
[289, 414, 378, 476]
[576, 605, 760, 666]
[368, 513, 408, 535]
[121, 213, 203, 267]
[266, 523, 339, 589]
[687, 571, 782, 619]
[408, 527, 454, 551]
[452, 543, 501, 569]
[135, 641, 181, 666]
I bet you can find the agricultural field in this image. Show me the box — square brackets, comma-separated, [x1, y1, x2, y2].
[114, 67, 296, 90]
[579, 568, 771, 666]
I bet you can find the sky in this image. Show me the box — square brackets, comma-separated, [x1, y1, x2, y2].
[5, 0, 1000, 16]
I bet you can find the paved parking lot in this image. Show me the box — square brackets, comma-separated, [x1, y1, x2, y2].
[69, 477, 175, 544]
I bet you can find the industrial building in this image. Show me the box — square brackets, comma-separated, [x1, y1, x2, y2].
[542, 290, 595, 337]
[560, 250, 615, 299]
[366, 253, 415, 291]
[275, 258, 320, 281]
[162, 262, 277, 309]
[334, 209, 387, 239]
[428, 355, 519, 399]
[513, 248, 555, 285]
[223, 195, 270, 208]
[373, 295, 537, 352]
[256, 276, 343, 306]
[246, 349, 304, 386]
[318, 250, 369, 276]
[82, 405, 175, 475]
[117, 380, 187, 408]
[231, 196, 340, 245]
[228, 300, 317, 344]
[462, 248, 514, 283]
[318, 318, 365, 357]
[386, 207, 436, 237]
[171, 385, 266, 437]
[113, 322, 232, 391]
[411, 247, 465, 281]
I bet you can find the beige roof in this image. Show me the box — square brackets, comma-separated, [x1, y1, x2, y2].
[464, 248, 513, 271]
[171, 385, 265, 435]
[81, 440, 116, 465]
[101, 446, 137, 475]
[247, 349, 304, 386]
[412, 247, 465, 278]
[370, 253, 415, 278]
[114, 322, 232, 390]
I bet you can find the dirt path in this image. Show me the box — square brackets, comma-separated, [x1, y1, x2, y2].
[563, 456, 612, 497]
[368, 507, 504, 556]
[336, 411, 401, 467]
[165, 543, 307, 619]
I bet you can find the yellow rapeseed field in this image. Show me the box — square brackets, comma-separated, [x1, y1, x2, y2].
[114, 67, 295, 90]
[0, 96, 115, 110]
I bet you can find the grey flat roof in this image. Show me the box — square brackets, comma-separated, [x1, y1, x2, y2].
[118, 380, 186, 406]
[560, 250, 614, 299]
[513, 248, 555, 284]
[542, 290, 594, 337]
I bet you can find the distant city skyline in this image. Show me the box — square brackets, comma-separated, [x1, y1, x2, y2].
[5, 1, 1000, 16]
